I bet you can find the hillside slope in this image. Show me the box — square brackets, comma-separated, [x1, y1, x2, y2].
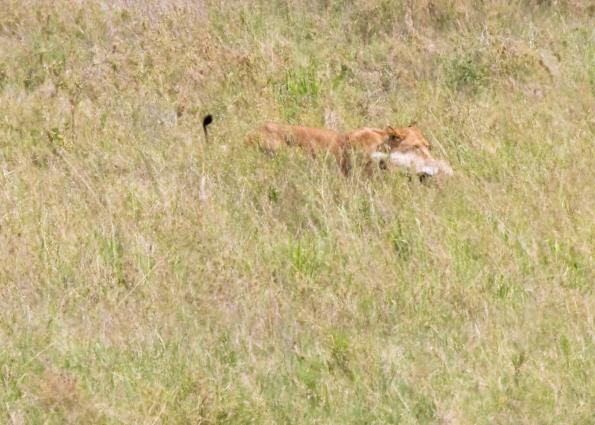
[0, 1, 593, 423]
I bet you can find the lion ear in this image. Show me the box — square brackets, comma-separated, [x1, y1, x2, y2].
[408, 120, 417, 127]
[387, 131, 403, 148]
[386, 125, 396, 133]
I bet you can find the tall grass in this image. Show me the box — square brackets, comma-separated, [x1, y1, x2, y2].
[0, 0, 593, 423]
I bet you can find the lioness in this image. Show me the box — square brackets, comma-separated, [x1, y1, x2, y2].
[244, 122, 350, 173]
[203, 116, 453, 178]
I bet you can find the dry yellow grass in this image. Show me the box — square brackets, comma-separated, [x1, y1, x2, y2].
[0, 1, 593, 424]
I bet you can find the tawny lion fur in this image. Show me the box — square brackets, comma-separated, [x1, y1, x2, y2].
[204, 116, 453, 177]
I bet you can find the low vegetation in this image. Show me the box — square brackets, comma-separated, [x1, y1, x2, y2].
[0, 0, 593, 423]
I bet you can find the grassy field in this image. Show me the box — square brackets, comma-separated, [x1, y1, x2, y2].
[0, 0, 593, 423]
